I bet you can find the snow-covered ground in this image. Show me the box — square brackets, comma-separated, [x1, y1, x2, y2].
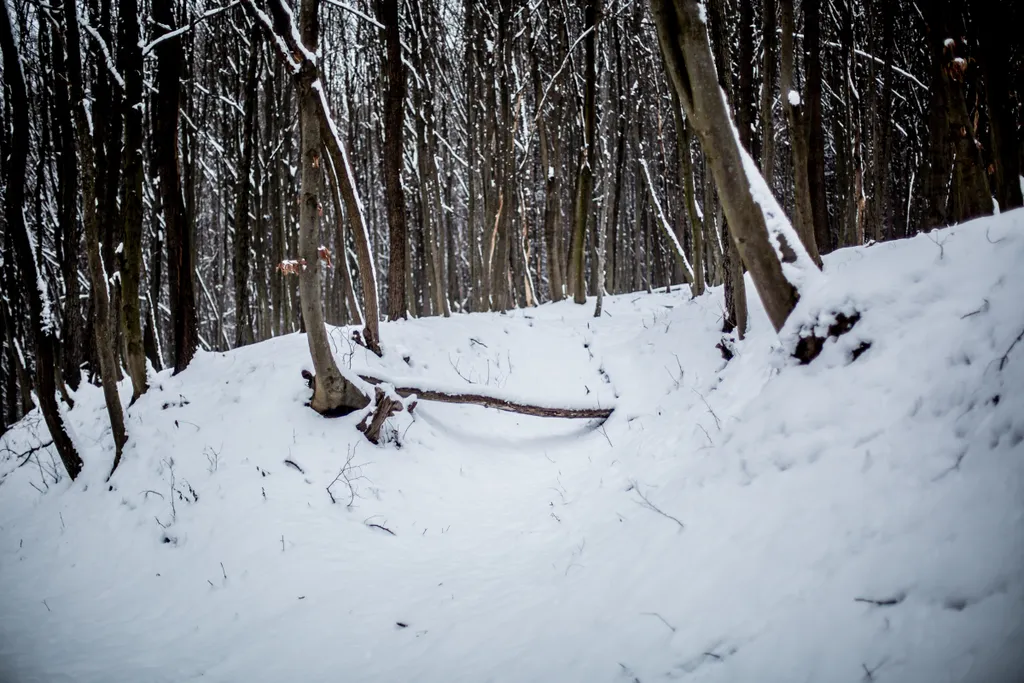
[2, 211, 1023, 683]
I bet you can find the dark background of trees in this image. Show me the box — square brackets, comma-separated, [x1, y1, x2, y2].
[1, 0, 1021, 450]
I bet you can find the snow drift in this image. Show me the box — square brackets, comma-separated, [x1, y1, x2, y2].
[1, 211, 1023, 682]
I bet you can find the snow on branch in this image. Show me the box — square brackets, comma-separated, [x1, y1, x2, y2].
[79, 15, 124, 88]
[639, 159, 694, 283]
[141, 2, 241, 56]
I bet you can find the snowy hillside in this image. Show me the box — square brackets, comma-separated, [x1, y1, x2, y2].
[2, 211, 1023, 683]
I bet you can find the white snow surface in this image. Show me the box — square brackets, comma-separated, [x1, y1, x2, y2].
[2, 212, 1024, 682]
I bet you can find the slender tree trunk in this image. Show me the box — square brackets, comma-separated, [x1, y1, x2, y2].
[569, 0, 600, 304]
[233, 32, 260, 347]
[779, 0, 823, 265]
[1, 1, 84, 480]
[760, 0, 778, 186]
[804, 0, 831, 254]
[156, 1, 197, 374]
[379, 0, 409, 320]
[118, 0, 149, 402]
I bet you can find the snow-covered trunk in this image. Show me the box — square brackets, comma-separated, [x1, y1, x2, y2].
[651, 0, 820, 333]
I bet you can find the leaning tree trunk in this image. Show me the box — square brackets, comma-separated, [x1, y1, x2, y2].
[0, 1, 84, 480]
[650, 0, 818, 333]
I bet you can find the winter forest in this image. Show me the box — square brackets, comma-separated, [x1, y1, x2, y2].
[1, 0, 1023, 679]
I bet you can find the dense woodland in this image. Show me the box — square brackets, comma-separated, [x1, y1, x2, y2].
[0, 0, 1021, 478]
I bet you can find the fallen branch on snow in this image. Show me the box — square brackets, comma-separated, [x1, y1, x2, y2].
[358, 375, 613, 421]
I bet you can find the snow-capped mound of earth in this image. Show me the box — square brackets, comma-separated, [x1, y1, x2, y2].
[2, 210, 1023, 682]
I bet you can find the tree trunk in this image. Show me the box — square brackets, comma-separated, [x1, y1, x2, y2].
[293, 0, 370, 414]
[804, 0, 831, 254]
[759, 0, 778, 186]
[233, 31, 260, 348]
[977, 0, 1023, 212]
[1, 0, 84, 480]
[569, 0, 600, 305]
[62, 0, 129, 475]
[779, 0, 823, 265]
[651, 0, 814, 333]
[379, 0, 409, 320]
[118, 0, 149, 402]
[921, 2, 993, 228]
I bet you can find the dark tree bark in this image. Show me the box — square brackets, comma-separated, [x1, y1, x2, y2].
[707, 0, 749, 336]
[153, 0, 198, 374]
[569, 0, 600, 305]
[779, 0, 823, 265]
[118, 0, 149, 402]
[62, 0, 128, 475]
[804, 0, 831, 254]
[759, 0, 778, 186]
[921, 2, 993, 228]
[977, 0, 1023, 211]
[0, 0, 84, 480]
[378, 0, 409, 320]
[233, 32, 260, 347]
[651, 0, 811, 332]
[50, 17, 84, 392]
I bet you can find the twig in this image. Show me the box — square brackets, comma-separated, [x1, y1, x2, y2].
[998, 326, 1024, 371]
[631, 481, 685, 530]
[854, 594, 904, 607]
[365, 522, 396, 536]
[691, 388, 721, 430]
[960, 299, 989, 319]
[641, 611, 676, 632]
[220, 562, 227, 580]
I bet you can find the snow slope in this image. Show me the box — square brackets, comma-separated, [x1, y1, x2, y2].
[2, 211, 1023, 683]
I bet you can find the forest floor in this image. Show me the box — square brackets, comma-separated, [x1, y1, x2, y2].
[2, 211, 1024, 682]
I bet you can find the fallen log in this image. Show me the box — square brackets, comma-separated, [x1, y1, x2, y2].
[358, 375, 613, 420]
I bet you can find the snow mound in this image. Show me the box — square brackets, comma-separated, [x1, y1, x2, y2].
[2, 211, 1023, 683]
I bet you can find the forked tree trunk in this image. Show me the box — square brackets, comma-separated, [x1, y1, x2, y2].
[1, 0, 84, 480]
[650, 0, 813, 332]
[244, 0, 370, 415]
[62, 0, 128, 475]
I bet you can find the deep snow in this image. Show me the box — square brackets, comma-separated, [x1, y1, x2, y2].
[2, 211, 1023, 683]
